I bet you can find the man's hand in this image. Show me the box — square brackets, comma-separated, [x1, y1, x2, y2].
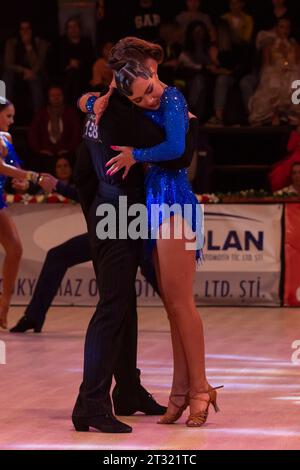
[38, 173, 58, 192]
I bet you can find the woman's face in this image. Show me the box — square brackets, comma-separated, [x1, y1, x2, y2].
[277, 19, 290, 38]
[55, 158, 72, 181]
[19, 22, 32, 43]
[67, 20, 81, 40]
[126, 72, 164, 110]
[0, 104, 15, 131]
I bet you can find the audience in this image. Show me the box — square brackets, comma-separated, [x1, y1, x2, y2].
[3, 20, 48, 117]
[176, 0, 213, 39]
[1, 1, 300, 189]
[275, 162, 300, 195]
[90, 41, 114, 90]
[55, 156, 73, 186]
[58, 16, 94, 105]
[249, 18, 300, 127]
[178, 21, 211, 121]
[269, 119, 300, 191]
[222, 0, 254, 45]
[130, 0, 162, 41]
[28, 85, 81, 174]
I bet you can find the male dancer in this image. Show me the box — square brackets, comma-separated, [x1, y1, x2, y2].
[72, 84, 199, 434]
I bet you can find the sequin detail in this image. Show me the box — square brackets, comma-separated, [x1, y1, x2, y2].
[133, 87, 204, 260]
[0, 139, 22, 209]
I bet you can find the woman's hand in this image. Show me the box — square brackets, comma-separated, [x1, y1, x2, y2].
[106, 146, 135, 179]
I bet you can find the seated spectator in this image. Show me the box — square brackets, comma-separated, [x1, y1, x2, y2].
[176, 0, 213, 40]
[256, 0, 292, 32]
[158, 21, 182, 86]
[249, 18, 300, 127]
[222, 0, 254, 44]
[90, 41, 114, 90]
[130, 0, 162, 42]
[178, 21, 211, 121]
[58, 16, 94, 105]
[269, 120, 300, 191]
[54, 156, 73, 187]
[2, 20, 48, 118]
[274, 161, 300, 196]
[206, 20, 238, 126]
[28, 85, 81, 173]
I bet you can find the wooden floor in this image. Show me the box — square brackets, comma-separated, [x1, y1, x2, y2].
[1, 305, 300, 450]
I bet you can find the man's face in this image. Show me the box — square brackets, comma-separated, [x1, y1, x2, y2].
[48, 88, 64, 107]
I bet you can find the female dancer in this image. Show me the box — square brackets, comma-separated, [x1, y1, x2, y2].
[103, 39, 222, 427]
[0, 98, 40, 328]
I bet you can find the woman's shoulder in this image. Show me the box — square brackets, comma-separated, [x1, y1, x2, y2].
[0, 132, 12, 143]
[162, 86, 187, 109]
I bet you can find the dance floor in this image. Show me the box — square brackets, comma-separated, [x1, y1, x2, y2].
[1, 305, 300, 450]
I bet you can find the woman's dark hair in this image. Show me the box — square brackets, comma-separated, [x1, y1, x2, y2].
[115, 60, 153, 97]
[109, 37, 164, 72]
[185, 20, 211, 54]
[0, 97, 12, 112]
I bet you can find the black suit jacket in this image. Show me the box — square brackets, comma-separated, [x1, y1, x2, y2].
[74, 91, 198, 220]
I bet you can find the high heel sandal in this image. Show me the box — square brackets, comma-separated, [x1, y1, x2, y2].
[157, 393, 189, 424]
[186, 386, 223, 427]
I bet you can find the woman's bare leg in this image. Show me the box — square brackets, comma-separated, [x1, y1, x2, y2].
[156, 217, 211, 415]
[0, 209, 23, 328]
[153, 249, 189, 414]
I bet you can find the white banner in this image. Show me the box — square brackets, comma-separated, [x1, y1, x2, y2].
[0, 203, 283, 307]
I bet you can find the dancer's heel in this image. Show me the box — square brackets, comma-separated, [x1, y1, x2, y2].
[186, 386, 223, 427]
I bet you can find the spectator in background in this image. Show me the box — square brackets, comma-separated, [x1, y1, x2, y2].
[206, 19, 238, 126]
[178, 21, 211, 121]
[55, 156, 73, 186]
[222, 0, 254, 44]
[59, 16, 94, 105]
[257, 0, 292, 32]
[274, 162, 300, 195]
[269, 119, 300, 191]
[3, 20, 48, 114]
[176, 0, 213, 39]
[96, 0, 113, 44]
[28, 85, 81, 173]
[158, 22, 182, 86]
[90, 41, 114, 90]
[249, 18, 300, 127]
[131, 0, 162, 41]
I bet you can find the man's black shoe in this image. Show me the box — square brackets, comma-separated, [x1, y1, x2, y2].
[72, 413, 132, 433]
[10, 316, 42, 333]
[112, 384, 167, 416]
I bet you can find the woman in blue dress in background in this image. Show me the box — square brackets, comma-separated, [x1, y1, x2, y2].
[0, 98, 40, 328]
[104, 42, 222, 428]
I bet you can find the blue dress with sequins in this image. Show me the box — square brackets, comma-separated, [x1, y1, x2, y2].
[132, 87, 204, 260]
[0, 137, 22, 209]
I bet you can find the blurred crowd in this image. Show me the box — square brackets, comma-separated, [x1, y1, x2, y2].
[1, 0, 300, 191]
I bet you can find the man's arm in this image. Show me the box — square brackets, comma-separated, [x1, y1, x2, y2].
[73, 141, 98, 221]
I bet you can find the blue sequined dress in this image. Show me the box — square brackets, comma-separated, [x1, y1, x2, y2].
[132, 87, 204, 260]
[0, 137, 22, 210]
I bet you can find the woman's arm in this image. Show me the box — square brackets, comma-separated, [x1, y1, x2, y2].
[78, 92, 101, 113]
[0, 135, 38, 181]
[133, 87, 187, 162]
